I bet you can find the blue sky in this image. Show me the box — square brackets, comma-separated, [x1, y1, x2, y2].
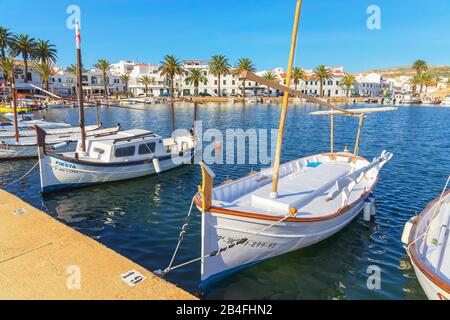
[1, 0, 449, 72]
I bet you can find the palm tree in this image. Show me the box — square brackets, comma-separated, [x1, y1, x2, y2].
[94, 59, 111, 99]
[35, 61, 56, 91]
[158, 55, 185, 98]
[417, 73, 433, 96]
[10, 34, 36, 82]
[0, 57, 19, 142]
[120, 74, 131, 97]
[0, 26, 14, 59]
[34, 39, 57, 64]
[313, 65, 334, 97]
[292, 67, 305, 92]
[138, 75, 153, 96]
[340, 74, 356, 97]
[233, 57, 256, 97]
[409, 75, 420, 96]
[208, 55, 230, 97]
[412, 59, 428, 75]
[262, 72, 277, 97]
[185, 68, 208, 97]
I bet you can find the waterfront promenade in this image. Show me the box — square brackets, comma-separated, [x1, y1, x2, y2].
[0, 189, 195, 300]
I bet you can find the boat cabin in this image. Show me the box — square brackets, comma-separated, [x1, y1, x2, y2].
[74, 129, 191, 162]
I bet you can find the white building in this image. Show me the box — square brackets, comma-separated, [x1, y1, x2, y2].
[0, 61, 72, 98]
[355, 73, 387, 97]
[0, 59, 360, 99]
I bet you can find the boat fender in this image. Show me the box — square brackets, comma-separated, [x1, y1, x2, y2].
[401, 216, 417, 245]
[53, 141, 69, 150]
[363, 199, 371, 222]
[152, 158, 162, 173]
[370, 196, 376, 216]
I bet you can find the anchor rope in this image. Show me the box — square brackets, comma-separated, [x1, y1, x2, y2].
[155, 198, 297, 276]
[2, 161, 39, 187]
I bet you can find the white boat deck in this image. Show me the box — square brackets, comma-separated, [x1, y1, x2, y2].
[212, 154, 376, 218]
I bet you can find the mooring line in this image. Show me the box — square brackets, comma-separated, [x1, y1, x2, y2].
[154, 201, 297, 276]
[2, 161, 39, 187]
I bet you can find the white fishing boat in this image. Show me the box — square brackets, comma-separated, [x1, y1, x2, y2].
[0, 122, 101, 139]
[401, 95, 422, 105]
[402, 177, 450, 300]
[196, 148, 392, 286]
[35, 126, 196, 192]
[0, 113, 71, 134]
[0, 125, 120, 160]
[441, 96, 450, 106]
[33, 21, 197, 192]
[46, 101, 66, 108]
[421, 99, 441, 105]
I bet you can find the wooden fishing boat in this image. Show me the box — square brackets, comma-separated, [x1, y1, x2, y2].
[33, 21, 198, 193]
[422, 100, 441, 105]
[402, 177, 450, 300]
[190, 0, 395, 287]
[0, 113, 72, 136]
[0, 123, 101, 139]
[0, 125, 120, 160]
[196, 149, 392, 286]
[35, 126, 196, 192]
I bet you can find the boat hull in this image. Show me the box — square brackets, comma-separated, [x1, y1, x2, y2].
[39, 149, 195, 193]
[403, 190, 450, 300]
[0, 143, 44, 160]
[200, 195, 367, 288]
[408, 254, 449, 300]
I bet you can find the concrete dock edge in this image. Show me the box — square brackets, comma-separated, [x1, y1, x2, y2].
[0, 189, 196, 300]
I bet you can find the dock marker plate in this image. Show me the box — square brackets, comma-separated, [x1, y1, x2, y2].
[121, 269, 146, 286]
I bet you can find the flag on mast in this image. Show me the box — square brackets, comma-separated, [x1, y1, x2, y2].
[75, 20, 81, 49]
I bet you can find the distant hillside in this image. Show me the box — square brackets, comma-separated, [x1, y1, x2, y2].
[360, 65, 450, 78]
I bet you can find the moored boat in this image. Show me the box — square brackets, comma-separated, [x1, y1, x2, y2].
[440, 96, 450, 106]
[196, 149, 392, 286]
[158, 0, 396, 287]
[0, 122, 101, 139]
[0, 113, 71, 135]
[35, 126, 196, 192]
[422, 99, 441, 105]
[401, 95, 422, 104]
[402, 177, 450, 300]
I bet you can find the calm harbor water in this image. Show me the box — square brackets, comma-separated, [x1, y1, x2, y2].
[1, 102, 449, 300]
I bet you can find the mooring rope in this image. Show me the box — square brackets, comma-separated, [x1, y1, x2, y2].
[2, 161, 39, 187]
[154, 201, 297, 276]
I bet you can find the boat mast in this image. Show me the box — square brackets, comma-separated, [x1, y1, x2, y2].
[10, 74, 19, 143]
[270, 0, 303, 199]
[75, 20, 86, 153]
[352, 113, 364, 162]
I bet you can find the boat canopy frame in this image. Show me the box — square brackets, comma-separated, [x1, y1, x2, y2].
[239, 71, 397, 162]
